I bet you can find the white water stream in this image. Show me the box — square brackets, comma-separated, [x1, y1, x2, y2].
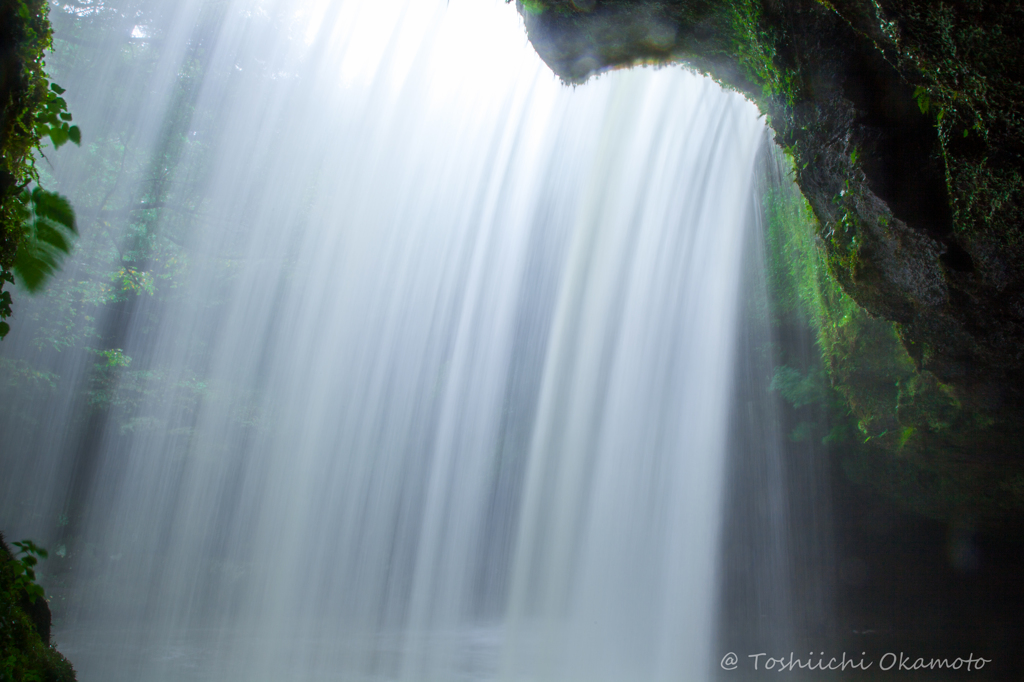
[0, 1, 766, 680]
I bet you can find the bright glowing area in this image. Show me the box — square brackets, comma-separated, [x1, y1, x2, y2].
[425, 0, 541, 103]
[294, 0, 331, 45]
[276, 0, 544, 102]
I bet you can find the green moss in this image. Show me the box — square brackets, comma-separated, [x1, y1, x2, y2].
[520, 0, 549, 15]
[512, 0, 591, 17]
[946, 154, 1024, 246]
[0, 536, 76, 682]
[763, 148, 1024, 522]
[727, 0, 800, 106]
[833, 0, 1024, 261]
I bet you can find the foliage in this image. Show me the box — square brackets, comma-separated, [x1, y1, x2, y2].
[0, 535, 76, 682]
[32, 83, 79, 151]
[1, 0, 81, 338]
[11, 187, 76, 295]
[770, 365, 823, 409]
[7, 541, 46, 605]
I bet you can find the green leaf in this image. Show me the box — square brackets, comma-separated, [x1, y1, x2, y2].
[12, 258, 46, 293]
[913, 86, 930, 114]
[12, 190, 78, 293]
[14, 540, 48, 558]
[50, 82, 66, 94]
[0, 322, 9, 338]
[32, 188, 77, 232]
[68, 125, 82, 145]
[25, 583, 45, 604]
[49, 125, 69, 149]
[59, 112, 73, 121]
[35, 220, 72, 253]
[15, 241, 64, 292]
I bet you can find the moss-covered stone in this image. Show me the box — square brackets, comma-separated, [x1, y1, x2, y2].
[762, 147, 1024, 523]
[0, 533, 76, 682]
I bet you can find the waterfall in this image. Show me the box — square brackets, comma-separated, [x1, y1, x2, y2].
[0, 1, 769, 680]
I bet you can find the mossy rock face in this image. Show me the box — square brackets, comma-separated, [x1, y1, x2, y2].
[761, 149, 1024, 525]
[0, 534, 76, 682]
[518, 0, 1024, 521]
[1, 0, 52, 265]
